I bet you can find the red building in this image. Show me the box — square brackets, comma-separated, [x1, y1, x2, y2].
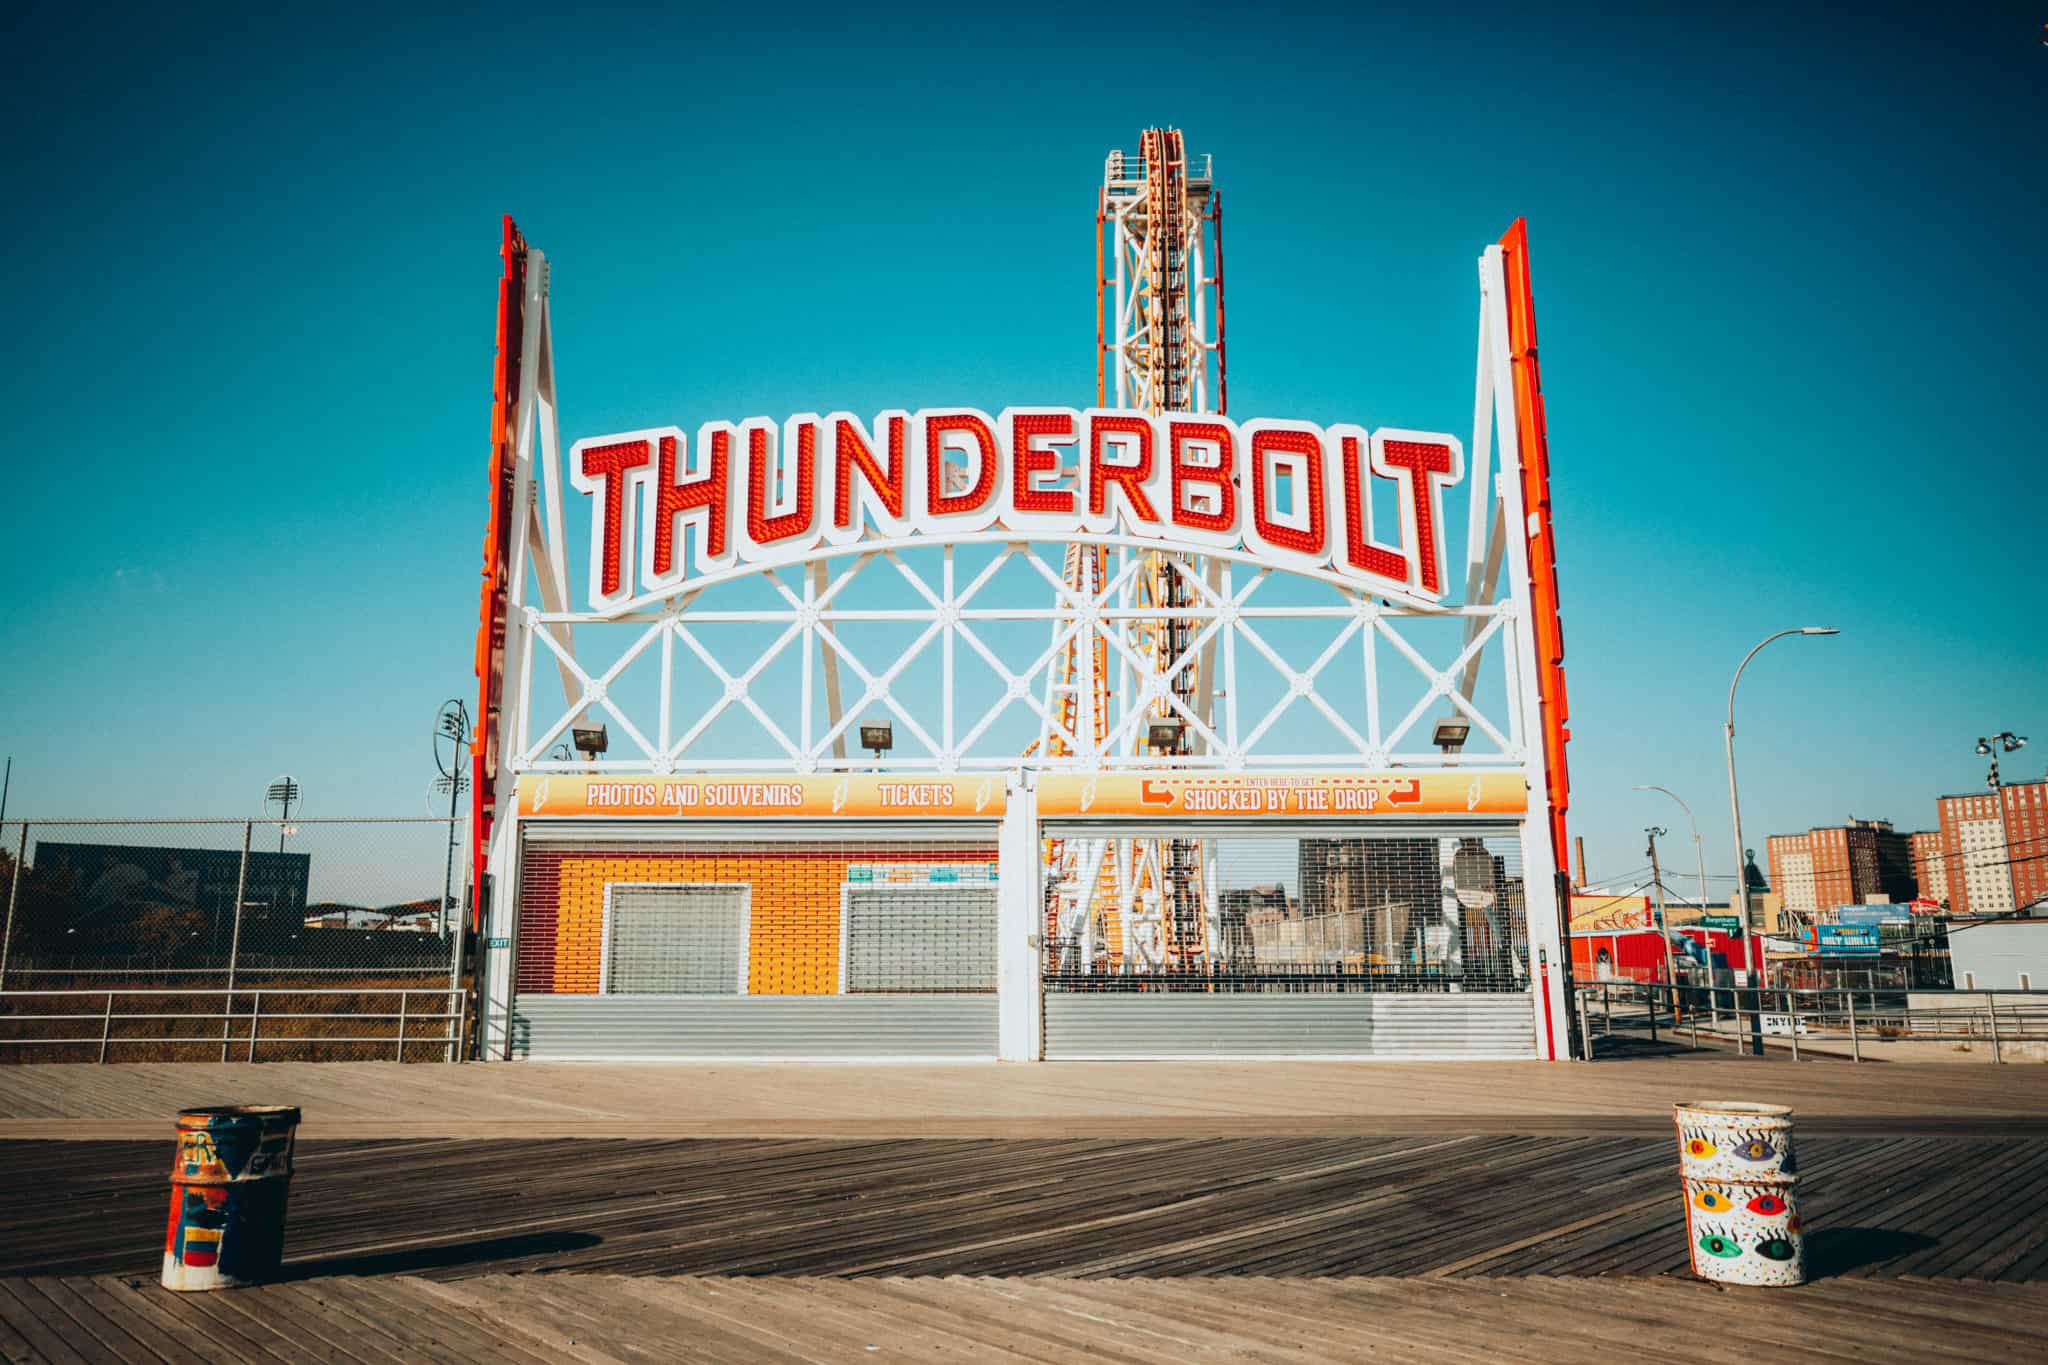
[1936, 778, 2048, 917]
[1766, 819, 1915, 925]
[1571, 926, 1751, 985]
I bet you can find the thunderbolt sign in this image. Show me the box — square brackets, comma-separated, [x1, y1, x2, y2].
[571, 408, 1463, 611]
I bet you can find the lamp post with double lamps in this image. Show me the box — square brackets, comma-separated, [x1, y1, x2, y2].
[1976, 731, 2029, 913]
[1725, 626, 1839, 1055]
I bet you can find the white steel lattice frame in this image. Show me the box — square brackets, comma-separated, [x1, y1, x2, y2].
[505, 541, 1525, 778]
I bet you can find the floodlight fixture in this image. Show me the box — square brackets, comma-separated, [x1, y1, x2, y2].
[1147, 718, 1185, 750]
[1432, 718, 1471, 753]
[859, 721, 894, 755]
[572, 720, 609, 757]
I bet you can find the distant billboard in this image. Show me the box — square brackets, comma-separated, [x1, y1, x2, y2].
[1834, 904, 1912, 927]
[1570, 894, 1650, 932]
[1813, 924, 1881, 956]
[26, 842, 311, 956]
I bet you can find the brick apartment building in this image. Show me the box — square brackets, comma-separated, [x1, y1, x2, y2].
[1935, 777, 2048, 917]
[1910, 830, 1949, 909]
[1766, 818, 1916, 924]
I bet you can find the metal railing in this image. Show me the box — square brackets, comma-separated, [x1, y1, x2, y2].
[1575, 981, 2048, 1063]
[0, 987, 463, 1063]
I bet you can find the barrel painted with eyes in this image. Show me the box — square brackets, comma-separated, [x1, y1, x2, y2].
[1674, 1100, 1795, 1179]
[1683, 1173, 1804, 1286]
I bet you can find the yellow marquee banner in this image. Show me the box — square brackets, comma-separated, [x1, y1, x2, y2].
[517, 773, 1006, 819]
[1036, 771, 1526, 819]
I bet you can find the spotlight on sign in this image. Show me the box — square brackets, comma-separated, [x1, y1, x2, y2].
[1147, 718, 1185, 750]
[1432, 718, 1471, 754]
[572, 721, 609, 757]
[860, 722, 894, 756]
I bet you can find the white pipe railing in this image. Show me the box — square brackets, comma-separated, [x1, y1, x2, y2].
[1574, 981, 2048, 1063]
[0, 987, 462, 1063]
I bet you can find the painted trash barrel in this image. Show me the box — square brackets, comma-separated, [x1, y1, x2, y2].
[1675, 1101, 1803, 1287]
[1684, 1173, 1804, 1286]
[162, 1105, 301, 1290]
[1674, 1100, 1795, 1179]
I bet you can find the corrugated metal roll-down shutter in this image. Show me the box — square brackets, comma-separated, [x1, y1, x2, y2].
[609, 886, 748, 994]
[1042, 993, 1538, 1059]
[512, 995, 998, 1060]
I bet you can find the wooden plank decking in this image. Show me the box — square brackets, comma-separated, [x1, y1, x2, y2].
[2, 1272, 2045, 1364]
[5, 1057, 2048, 1139]
[5, 1134, 2046, 1281]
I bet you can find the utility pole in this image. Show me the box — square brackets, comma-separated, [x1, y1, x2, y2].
[1648, 827, 1681, 1034]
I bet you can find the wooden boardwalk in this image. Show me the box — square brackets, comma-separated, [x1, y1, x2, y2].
[6, 1134, 2046, 1281]
[5, 1056, 2048, 1139]
[7, 1062, 2047, 1358]
[3, 1272, 2045, 1363]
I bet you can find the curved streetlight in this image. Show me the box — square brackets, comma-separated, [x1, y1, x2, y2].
[1635, 784, 1709, 916]
[1725, 627, 1838, 1051]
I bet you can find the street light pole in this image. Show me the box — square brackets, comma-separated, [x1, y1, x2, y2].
[1725, 626, 1839, 1056]
[1976, 732, 2029, 914]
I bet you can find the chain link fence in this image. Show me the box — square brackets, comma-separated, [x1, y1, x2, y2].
[1043, 832, 1532, 993]
[0, 817, 471, 1063]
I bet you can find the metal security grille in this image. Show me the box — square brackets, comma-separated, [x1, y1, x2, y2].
[606, 885, 747, 995]
[1043, 830, 1529, 994]
[843, 887, 997, 993]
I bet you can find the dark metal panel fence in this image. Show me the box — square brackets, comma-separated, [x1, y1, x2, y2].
[0, 817, 470, 1063]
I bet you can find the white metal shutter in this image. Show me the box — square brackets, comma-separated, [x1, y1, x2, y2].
[844, 887, 997, 992]
[607, 885, 747, 994]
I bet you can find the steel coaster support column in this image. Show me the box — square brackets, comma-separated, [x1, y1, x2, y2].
[998, 779, 1044, 1060]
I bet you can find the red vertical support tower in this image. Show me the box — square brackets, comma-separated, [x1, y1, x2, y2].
[472, 216, 528, 928]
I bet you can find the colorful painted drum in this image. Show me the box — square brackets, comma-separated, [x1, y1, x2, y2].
[1684, 1173, 1805, 1286]
[1674, 1100, 1795, 1179]
[162, 1105, 301, 1290]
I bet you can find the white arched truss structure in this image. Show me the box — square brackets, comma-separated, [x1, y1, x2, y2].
[472, 193, 1573, 1062]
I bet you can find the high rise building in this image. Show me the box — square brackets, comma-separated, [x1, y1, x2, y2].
[1935, 777, 2048, 918]
[1765, 819, 1915, 923]
[1909, 830, 1949, 909]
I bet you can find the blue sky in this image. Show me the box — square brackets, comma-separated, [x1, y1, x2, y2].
[2, 3, 2042, 890]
